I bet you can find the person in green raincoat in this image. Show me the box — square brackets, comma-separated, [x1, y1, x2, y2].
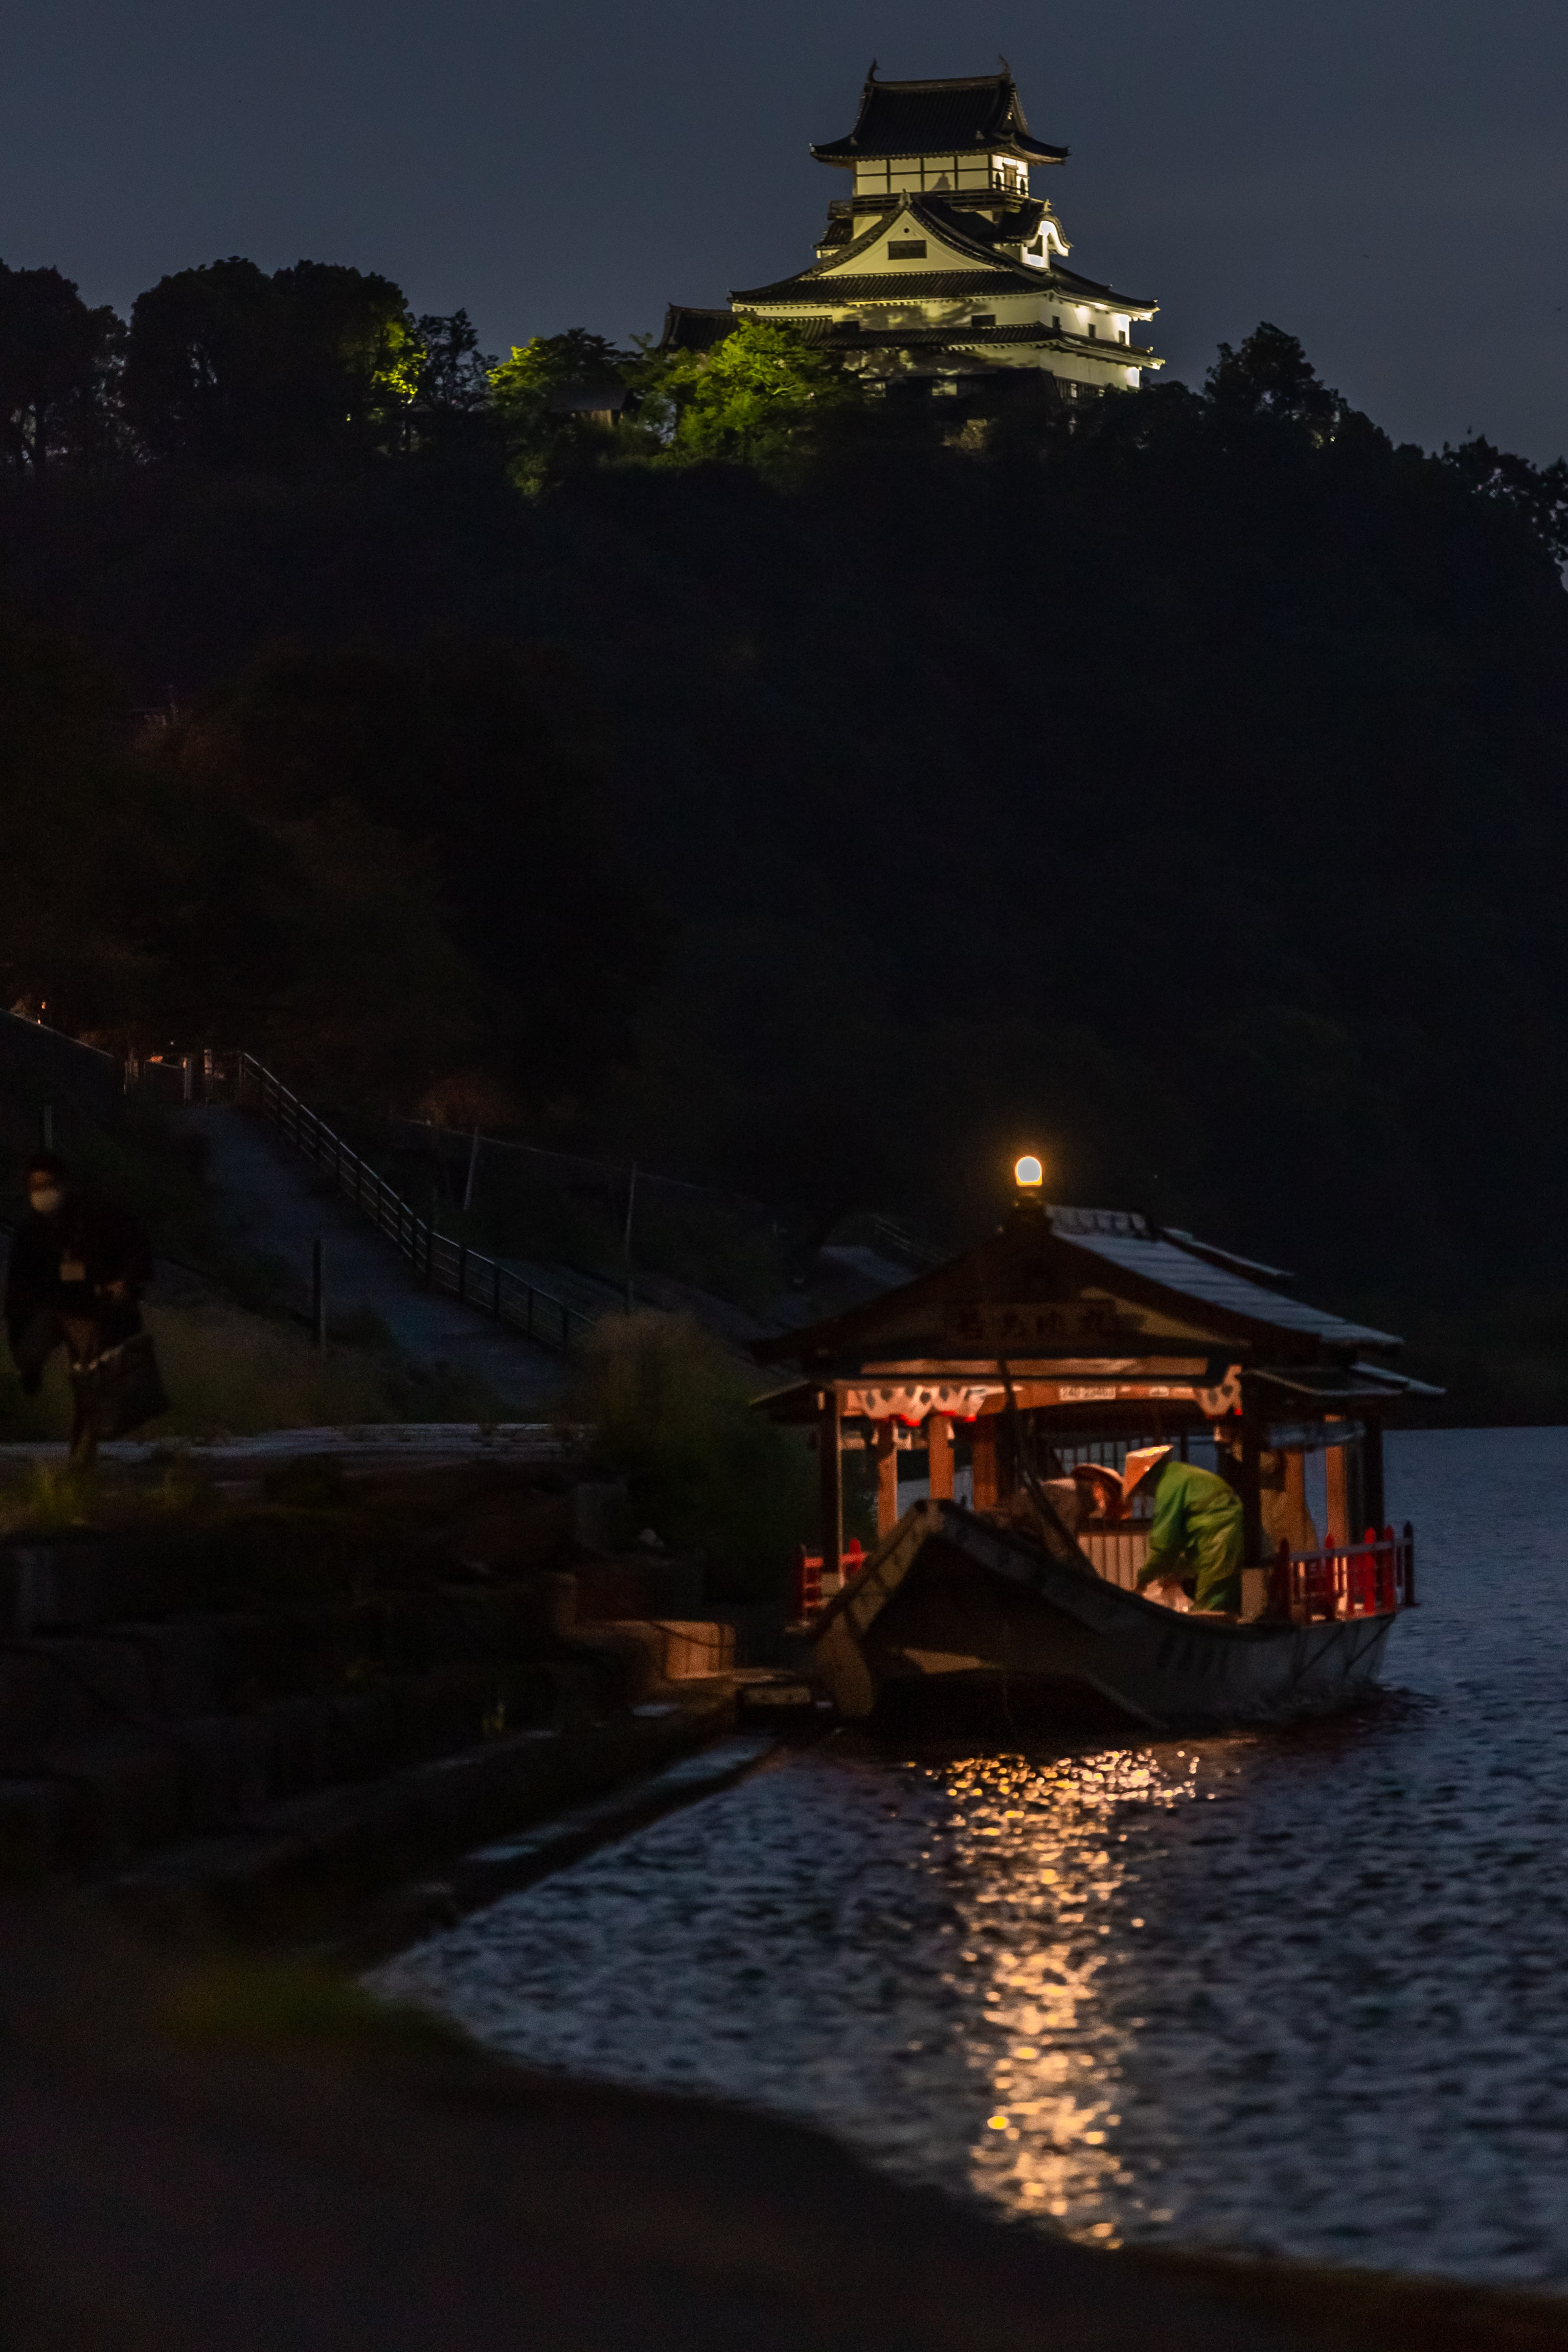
[1125, 1444, 1244, 1615]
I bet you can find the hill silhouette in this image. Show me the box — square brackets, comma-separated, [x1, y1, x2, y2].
[1, 322, 1566, 1416]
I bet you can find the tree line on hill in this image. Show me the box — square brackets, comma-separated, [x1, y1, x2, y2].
[2, 258, 1568, 1415]
[0, 251, 860, 481]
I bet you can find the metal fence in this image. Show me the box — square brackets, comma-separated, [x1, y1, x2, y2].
[233, 1053, 594, 1356]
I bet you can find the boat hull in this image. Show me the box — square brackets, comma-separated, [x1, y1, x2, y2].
[813, 1499, 1398, 1729]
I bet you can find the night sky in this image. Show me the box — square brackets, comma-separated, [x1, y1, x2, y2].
[3, 0, 1565, 456]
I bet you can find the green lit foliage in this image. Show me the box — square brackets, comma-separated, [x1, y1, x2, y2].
[122, 258, 422, 469]
[488, 329, 632, 490]
[483, 319, 863, 488]
[643, 318, 862, 470]
[572, 1311, 812, 1602]
[0, 261, 123, 477]
[489, 328, 627, 412]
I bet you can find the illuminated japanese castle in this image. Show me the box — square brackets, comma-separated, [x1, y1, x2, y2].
[703, 66, 1162, 401]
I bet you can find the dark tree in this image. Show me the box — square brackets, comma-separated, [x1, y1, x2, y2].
[1440, 434, 1568, 564]
[1204, 320, 1345, 436]
[122, 257, 418, 470]
[0, 262, 122, 477]
[412, 310, 495, 418]
[120, 258, 273, 465]
[143, 639, 666, 1105]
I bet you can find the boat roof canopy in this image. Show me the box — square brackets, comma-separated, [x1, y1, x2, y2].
[754, 1201, 1413, 1385]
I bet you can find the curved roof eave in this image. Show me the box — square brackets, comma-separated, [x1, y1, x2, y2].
[810, 70, 1068, 168]
[811, 135, 1068, 166]
[1049, 260, 1158, 311]
[731, 194, 1052, 305]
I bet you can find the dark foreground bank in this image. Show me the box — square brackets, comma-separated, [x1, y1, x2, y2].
[2, 1894, 1566, 2352]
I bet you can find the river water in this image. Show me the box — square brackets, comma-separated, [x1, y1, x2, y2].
[370, 1428, 1568, 2283]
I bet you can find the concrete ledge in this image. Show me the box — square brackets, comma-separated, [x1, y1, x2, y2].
[106, 1688, 736, 1947]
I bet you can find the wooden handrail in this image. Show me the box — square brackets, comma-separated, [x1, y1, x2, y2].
[795, 1538, 866, 1620]
[229, 1050, 594, 1358]
[1272, 1524, 1415, 1624]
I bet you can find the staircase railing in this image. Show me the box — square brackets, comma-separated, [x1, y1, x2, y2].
[232, 1052, 594, 1356]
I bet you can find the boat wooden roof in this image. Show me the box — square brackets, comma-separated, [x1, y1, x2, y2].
[752, 1202, 1402, 1376]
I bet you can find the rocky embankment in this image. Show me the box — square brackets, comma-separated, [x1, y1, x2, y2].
[0, 1457, 769, 1939]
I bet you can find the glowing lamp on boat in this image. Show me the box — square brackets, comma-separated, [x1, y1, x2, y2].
[1013, 1154, 1045, 1190]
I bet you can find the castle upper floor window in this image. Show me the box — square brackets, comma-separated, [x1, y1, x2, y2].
[852, 152, 1022, 197]
[887, 240, 928, 260]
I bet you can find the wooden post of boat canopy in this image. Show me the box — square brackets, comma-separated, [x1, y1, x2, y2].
[1282, 1449, 1315, 1551]
[1239, 1379, 1264, 1566]
[1363, 1415, 1385, 1535]
[1346, 1428, 1367, 1543]
[818, 1388, 842, 1583]
[875, 1420, 899, 1535]
[971, 1414, 1000, 1510]
[927, 1414, 954, 1501]
[1324, 1414, 1348, 1546]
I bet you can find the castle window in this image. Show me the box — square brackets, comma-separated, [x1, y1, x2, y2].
[1088, 323, 1098, 338]
[887, 240, 927, 260]
[970, 314, 996, 327]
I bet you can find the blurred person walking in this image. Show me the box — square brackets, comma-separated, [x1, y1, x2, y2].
[5, 1151, 160, 1465]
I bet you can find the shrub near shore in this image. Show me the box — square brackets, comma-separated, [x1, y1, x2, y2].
[572, 1312, 812, 1603]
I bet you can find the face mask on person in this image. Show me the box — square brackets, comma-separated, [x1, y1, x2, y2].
[27, 1187, 62, 1217]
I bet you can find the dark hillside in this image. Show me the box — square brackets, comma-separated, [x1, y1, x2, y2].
[2, 348, 1567, 1415]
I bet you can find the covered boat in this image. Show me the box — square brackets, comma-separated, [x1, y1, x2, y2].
[756, 1185, 1439, 1728]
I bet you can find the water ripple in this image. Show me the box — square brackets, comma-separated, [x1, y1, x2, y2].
[371, 1429, 1568, 2283]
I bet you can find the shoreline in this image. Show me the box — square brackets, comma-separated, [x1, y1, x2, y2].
[4, 1883, 1566, 2352]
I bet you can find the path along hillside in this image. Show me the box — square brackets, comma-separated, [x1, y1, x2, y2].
[178, 1105, 568, 1416]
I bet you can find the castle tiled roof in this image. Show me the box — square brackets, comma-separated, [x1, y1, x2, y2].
[734, 198, 1041, 305]
[743, 270, 1034, 305]
[734, 193, 1157, 316]
[657, 303, 737, 353]
[803, 321, 1156, 361]
[1049, 261, 1156, 309]
[811, 70, 1068, 167]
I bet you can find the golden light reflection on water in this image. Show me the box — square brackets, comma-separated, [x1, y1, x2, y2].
[928, 1746, 1202, 2243]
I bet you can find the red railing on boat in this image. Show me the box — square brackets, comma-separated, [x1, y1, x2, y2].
[794, 1525, 1416, 1627]
[795, 1540, 866, 1621]
[1273, 1523, 1415, 1624]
